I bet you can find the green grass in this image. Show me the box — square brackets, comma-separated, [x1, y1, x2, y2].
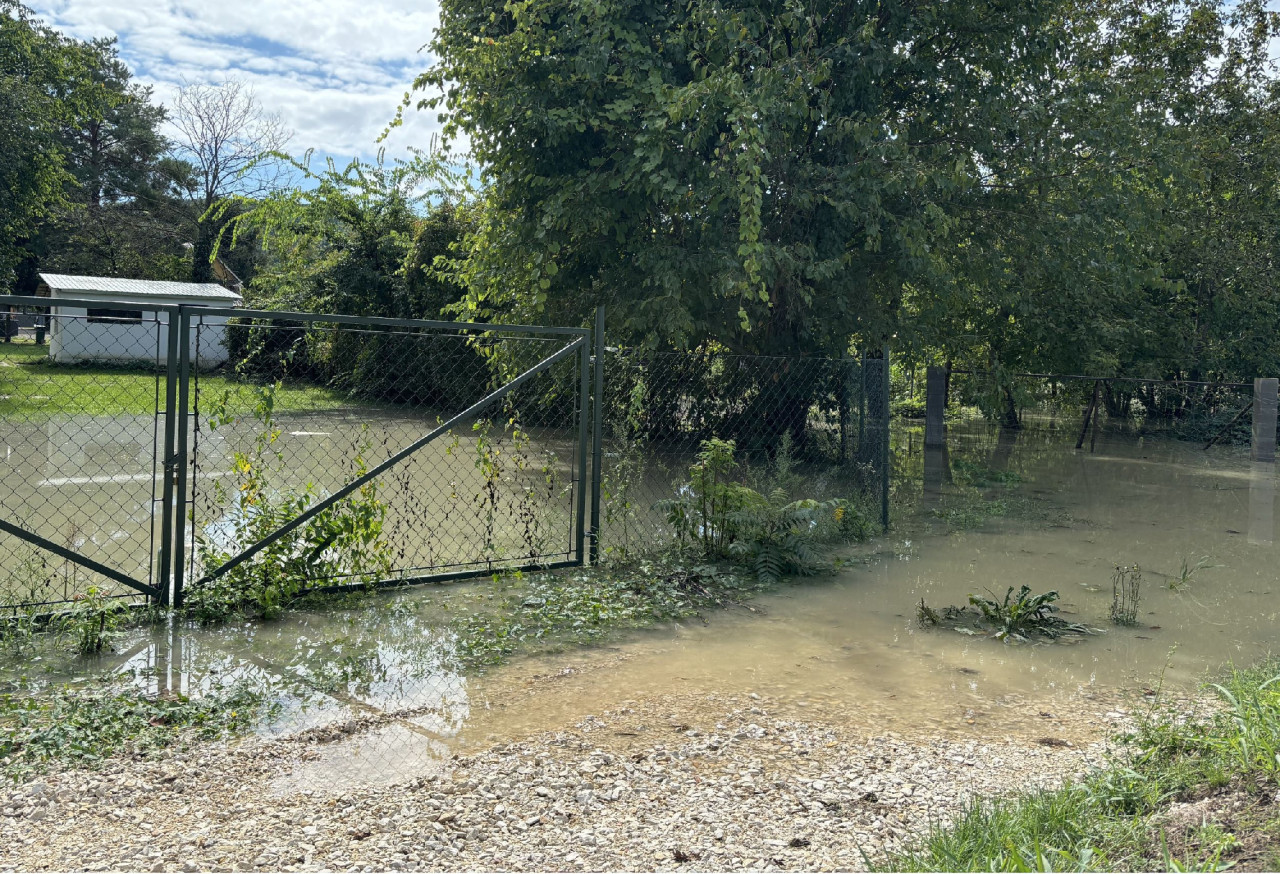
[449, 561, 773, 668]
[882, 659, 1280, 872]
[0, 679, 268, 783]
[0, 341, 365, 418]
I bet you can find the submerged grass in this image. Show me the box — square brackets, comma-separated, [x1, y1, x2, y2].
[451, 561, 771, 668]
[0, 679, 268, 783]
[882, 659, 1280, 872]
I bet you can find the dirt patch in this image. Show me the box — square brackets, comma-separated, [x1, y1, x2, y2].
[1156, 789, 1280, 872]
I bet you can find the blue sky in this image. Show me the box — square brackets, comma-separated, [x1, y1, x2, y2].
[28, 0, 448, 166]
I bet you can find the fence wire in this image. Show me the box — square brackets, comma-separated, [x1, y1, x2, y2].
[184, 312, 589, 604]
[934, 370, 1254, 446]
[0, 304, 166, 614]
[594, 348, 890, 562]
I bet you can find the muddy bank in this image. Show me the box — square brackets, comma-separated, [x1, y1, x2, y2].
[0, 690, 1132, 873]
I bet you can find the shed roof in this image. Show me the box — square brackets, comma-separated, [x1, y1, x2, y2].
[37, 273, 242, 303]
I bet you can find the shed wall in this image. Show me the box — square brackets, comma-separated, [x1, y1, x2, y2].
[48, 297, 232, 367]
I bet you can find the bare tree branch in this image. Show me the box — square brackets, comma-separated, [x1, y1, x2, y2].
[168, 78, 292, 281]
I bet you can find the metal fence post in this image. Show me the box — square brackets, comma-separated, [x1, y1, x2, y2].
[574, 336, 591, 565]
[589, 306, 605, 564]
[1253, 378, 1279, 462]
[156, 308, 181, 607]
[858, 356, 866, 458]
[172, 306, 193, 608]
[924, 365, 946, 449]
[881, 344, 891, 532]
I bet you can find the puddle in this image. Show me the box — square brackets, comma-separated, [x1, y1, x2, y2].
[3, 422, 1276, 790]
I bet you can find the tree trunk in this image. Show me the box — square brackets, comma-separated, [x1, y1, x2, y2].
[1001, 385, 1020, 429]
[191, 222, 215, 283]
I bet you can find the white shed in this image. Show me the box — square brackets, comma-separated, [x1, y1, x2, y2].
[37, 273, 243, 367]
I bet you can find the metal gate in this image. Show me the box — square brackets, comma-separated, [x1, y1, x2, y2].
[177, 307, 594, 607]
[0, 295, 596, 613]
[0, 295, 178, 611]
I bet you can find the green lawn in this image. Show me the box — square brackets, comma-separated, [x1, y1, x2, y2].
[0, 341, 367, 419]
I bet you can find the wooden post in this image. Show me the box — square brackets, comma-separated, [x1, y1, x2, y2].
[1076, 380, 1100, 450]
[924, 365, 946, 449]
[1252, 378, 1278, 462]
[1090, 380, 1103, 453]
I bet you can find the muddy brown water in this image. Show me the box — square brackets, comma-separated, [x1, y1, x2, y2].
[4, 422, 1277, 790]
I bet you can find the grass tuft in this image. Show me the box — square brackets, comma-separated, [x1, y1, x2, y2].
[883, 658, 1280, 872]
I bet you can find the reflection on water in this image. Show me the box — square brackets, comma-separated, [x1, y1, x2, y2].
[1250, 461, 1274, 546]
[4, 421, 1277, 788]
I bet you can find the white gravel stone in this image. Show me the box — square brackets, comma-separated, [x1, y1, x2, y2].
[0, 690, 1150, 872]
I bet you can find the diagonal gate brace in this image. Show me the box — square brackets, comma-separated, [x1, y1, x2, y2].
[0, 518, 159, 598]
[198, 335, 588, 586]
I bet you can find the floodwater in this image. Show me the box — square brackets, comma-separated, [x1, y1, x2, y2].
[5, 421, 1278, 790]
[0, 404, 583, 605]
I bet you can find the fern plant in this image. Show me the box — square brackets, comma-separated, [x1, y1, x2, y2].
[727, 491, 830, 584]
[656, 439, 858, 584]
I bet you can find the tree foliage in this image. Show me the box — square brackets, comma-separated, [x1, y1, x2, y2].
[418, 0, 1077, 355]
[417, 0, 1280, 393]
[0, 1, 92, 283]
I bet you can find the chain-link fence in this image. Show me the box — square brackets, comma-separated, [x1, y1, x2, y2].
[937, 370, 1254, 447]
[0, 298, 173, 614]
[594, 348, 890, 562]
[888, 365, 1261, 531]
[180, 308, 593, 609]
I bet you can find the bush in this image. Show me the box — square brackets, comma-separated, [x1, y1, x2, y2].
[187, 383, 393, 623]
[656, 438, 869, 583]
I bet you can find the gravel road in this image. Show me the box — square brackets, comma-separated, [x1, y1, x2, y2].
[0, 689, 1136, 872]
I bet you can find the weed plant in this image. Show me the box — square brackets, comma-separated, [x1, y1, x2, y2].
[0, 680, 268, 782]
[655, 437, 871, 584]
[188, 382, 394, 623]
[1111, 565, 1142, 625]
[1170, 556, 1214, 592]
[918, 587, 1095, 643]
[882, 659, 1280, 872]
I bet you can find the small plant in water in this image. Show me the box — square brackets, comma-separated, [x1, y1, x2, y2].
[968, 586, 1082, 641]
[1169, 555, 1213, 592]
[1111, 564, 1142, 625]
[918, 587, 1094, 642]
[64, 585, 127, 655]
[655, 438, 869, 584]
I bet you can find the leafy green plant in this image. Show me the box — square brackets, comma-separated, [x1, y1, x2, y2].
[655, 438, 867, 584]
[63, 585, 127, 655]
[0, 681, 268, 782]
[967, 586, 1090, 642]
[1110, 565, 1142, 626]
[726, 490, 828, 584]
[188, 382, 393, 623]
[657, 438, 761, 556]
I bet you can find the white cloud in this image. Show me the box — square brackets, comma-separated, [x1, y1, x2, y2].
[27, 0, 452, 162]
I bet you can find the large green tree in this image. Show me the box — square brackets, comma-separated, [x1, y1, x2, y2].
[0, 1, 93, 285]
[29, 38, 192, 283]
[904, 0, 1280, 402]
[417, 0, 1072, 358]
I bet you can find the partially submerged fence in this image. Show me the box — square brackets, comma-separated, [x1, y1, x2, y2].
[595, 348, 890, 561]
[906, 367, 1261, 448]
[0, 297, 892, 613]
